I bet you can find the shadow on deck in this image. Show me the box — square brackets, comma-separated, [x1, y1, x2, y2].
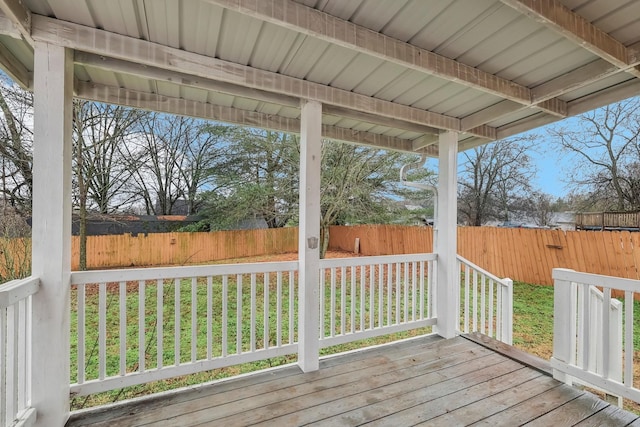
[66, 333, 640, 426]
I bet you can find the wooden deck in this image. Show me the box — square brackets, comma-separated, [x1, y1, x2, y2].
[66, 334, 640, 427]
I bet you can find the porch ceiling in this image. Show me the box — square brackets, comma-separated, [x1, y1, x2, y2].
[0, 0, 638, 154]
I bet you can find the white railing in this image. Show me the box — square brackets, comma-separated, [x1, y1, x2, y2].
[69, 261, 299, 396]
[552, 268, 639, 403]
[457, 255, 513, 344]
[0, 276, 39, 427]
[318, 254, 437, 348]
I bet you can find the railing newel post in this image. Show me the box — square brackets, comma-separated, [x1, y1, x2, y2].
[502, 278, 513, 345]
[552, 268, 575, 384]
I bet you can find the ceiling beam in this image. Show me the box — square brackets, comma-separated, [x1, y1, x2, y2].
[0, 0, 32, 44]
[0, 10, 21, 39]
[461, 100, 521, 131]
[495, 78, 640, 140]
[207, 0, 565, 118]
[531, 59, 618, 103]
[0, 39, 29, 87]
[462, 53, 640, 130]
[322, 105, 438, 136]
[501, 0, 640, 78]
[496, 112, 558, 140]
[74, 80, 437, 155]
[74, 51, 441, 137]
[32, 15, 494, 140]
[411, 135, 438, 151]
[567, 79, 640, 117]
[73, 51, 300, 107]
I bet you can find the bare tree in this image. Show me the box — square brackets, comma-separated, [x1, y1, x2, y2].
[0, 76, 34, 213]
[178, 124, 232, 214]
[548, 98, 640, 211]
[458, 137, 537, 226]
[73, 101, 144, 213]
[124, 113, 228, 215]
[72, 101, 144, 270]
[528, 192, 554, 227]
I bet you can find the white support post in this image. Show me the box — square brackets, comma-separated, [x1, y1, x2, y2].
[434, 131, 459, 339]
[298, 99, 321, 372]
[31, 42, 73, 427]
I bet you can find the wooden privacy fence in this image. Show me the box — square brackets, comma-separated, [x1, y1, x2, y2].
[70, 228, 298, 270]
[4, 225, 640, 286]
[329, 225, 640, 286]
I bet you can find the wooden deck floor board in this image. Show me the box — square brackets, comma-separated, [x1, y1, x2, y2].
[117, 338, 478, 427]
[64, 334, 640, 427]
[68, 335, 447, 427]
[573, 403, 639, 426]
[469, 383, 585, 426]
[523, 392, 609, 426]
[168, 344, 500, 426]
[312, 362, 533, 427]
[247, 353, 513, 427]
[416, 375, 561, 426]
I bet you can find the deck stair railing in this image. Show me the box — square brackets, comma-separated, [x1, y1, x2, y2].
[456, 255, 513, 344]
[318, 254, 437, 348]
[552, 268, 638, 404]
[0, 276, 39, 427]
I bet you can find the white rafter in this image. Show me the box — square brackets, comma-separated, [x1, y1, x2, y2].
[501, 0, 640, 78]
[73, 51, 441, 138]
[75, 80, 438, 155]
[206, 0, 567, 118]
[462, 40, 640, 130]
[32, 15, 497, 140]
[0, 0, 32, 43]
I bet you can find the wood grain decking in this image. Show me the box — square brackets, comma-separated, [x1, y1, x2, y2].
[66, 334, 640, 427]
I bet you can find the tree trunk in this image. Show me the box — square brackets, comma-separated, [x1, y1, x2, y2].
[78, 143, 87, 271]
[320, 224, 329, 259]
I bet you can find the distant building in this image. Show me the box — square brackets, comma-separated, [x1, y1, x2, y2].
[154, 199, 193, 216]
[71, 214, 202, 236]
[26, 213, 201, 236]
[550, 212, 575, 231]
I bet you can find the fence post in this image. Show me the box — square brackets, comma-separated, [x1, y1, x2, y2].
[552, 268, 574, 383]
[501, 278, 513, 345]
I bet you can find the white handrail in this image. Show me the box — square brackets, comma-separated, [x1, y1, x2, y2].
[0, 277, 39, 309]
[70, 260, 299, 284]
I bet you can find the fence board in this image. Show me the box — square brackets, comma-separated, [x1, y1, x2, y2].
[329, 225, 640, 285]
[5, 225, 640, 287]
[70, 229, 298, 270]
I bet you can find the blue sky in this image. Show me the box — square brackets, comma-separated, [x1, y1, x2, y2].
[424, 116, 583, 199]
[527, 127, 571, 198]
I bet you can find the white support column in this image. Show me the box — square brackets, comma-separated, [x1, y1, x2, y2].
[31, 42, 73, 427]
[298, 99, 321, 372]
[434, 131, 459, 339]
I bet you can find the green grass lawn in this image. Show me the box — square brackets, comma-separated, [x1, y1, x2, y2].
[511, 282, 555, 359]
